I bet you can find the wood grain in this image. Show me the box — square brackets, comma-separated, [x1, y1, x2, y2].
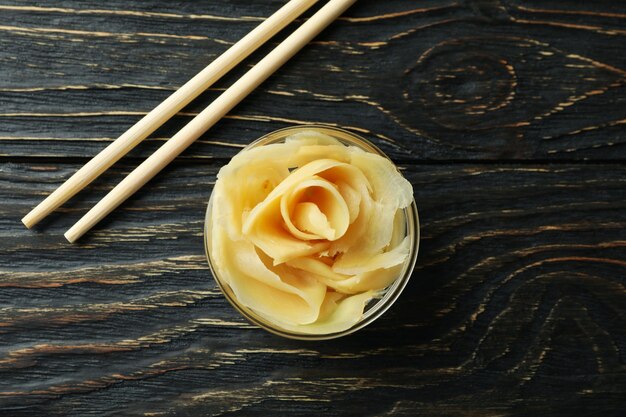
[1, 0, 624, 160]
[1, 0, 625, 416]
[1, 161, 625, 416]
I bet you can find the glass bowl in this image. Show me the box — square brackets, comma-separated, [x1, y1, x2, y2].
[204, 125, 420, 340]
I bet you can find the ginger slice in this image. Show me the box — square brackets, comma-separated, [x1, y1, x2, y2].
[210, 131, 414, 334]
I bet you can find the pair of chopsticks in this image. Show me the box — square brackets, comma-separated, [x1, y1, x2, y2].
[21, 0, 356, 243]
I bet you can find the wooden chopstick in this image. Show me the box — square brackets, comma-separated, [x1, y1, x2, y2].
[21, 0, 319, 229]
[64, 0, 357, 243]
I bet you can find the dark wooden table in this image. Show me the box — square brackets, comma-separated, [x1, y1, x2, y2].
[2, 1, 625, 415]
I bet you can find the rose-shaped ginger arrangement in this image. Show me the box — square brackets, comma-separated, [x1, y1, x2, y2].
[207, 127, 417, 337]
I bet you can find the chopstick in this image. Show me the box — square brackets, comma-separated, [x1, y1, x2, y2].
[21, 0, 319, 229]
[64, 0, 357, 243]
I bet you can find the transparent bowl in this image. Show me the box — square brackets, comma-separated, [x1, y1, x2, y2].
[204, 125, 420, 340]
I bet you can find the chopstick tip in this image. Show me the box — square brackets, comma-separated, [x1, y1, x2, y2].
[64, 228, 80, 244]
[22, 213, 35, 229]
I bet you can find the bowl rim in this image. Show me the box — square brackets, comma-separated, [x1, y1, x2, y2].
[204, 124, 420, 340]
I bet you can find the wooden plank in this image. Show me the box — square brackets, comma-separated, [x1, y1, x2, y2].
[1, 0, 626, 416]
[1, 161, 624, 415]
[0, 0, 624, 160]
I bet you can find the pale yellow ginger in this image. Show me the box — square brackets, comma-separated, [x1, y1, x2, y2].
[210, 131, 413, 334]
